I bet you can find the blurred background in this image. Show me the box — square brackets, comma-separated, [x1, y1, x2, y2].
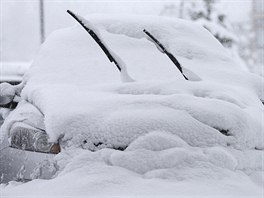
[1, 0, 263, 82]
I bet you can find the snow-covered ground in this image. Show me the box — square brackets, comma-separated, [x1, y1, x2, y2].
[0, 14, 263, 197]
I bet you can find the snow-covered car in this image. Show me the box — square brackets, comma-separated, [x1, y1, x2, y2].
[0, 12, 263, 196]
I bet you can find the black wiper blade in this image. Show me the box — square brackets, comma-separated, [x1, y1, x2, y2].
[143, 29, 188, 80]
[67, 10, 121, 72]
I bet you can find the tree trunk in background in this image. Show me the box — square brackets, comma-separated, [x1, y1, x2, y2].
[179, 0, 184, 19]
[39, 0, 45, 43]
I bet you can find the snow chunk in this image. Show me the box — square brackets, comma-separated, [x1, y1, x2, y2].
[110, 146, 238, 175]
[126, 131, 188, 151]
[0, 83, 16, 105]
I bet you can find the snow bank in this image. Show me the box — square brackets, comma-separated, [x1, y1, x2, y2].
[1, 14, 263, 196]
[1, 146, 262, 197]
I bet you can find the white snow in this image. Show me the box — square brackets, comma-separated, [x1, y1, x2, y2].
[0, 62, 30, 82]
[0, 14, 263, 197]
[0, 82, 25, 120]
[0, 83, 16, 106]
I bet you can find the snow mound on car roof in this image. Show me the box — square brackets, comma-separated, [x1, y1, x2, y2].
[1, 14, 263, 177]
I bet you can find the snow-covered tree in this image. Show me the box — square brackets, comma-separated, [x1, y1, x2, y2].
[233, 22, 258, 71]
[160, 0, 248, 70]
[186, 0, 235, 48]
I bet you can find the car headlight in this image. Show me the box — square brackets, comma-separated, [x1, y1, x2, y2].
[10, 123, 60, 154]
[33, 131, 53, 153]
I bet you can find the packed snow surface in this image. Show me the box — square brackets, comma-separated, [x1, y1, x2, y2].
[1, 14, 263, 197]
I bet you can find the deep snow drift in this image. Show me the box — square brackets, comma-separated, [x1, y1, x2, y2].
[0, 14, 263, 197]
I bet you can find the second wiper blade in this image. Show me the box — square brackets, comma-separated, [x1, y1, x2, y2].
[143, 29, 188, 80]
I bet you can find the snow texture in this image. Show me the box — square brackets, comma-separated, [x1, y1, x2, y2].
[0, 83, 16, 105]
[0, 14, 263, 197]
[0, 62, 30, 82]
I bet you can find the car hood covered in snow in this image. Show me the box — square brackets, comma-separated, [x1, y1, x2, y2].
[1, 14, 263, 197]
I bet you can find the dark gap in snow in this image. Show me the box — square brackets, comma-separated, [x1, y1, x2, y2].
[219, 129, 230, 136]
[93, 142, 103, 147]
[82, 140, 127, 151]
[254, 147, 263, 151]
[113, 145, 127, 151]
[213, 127, 231, 136]
[15, 178, 31, 183]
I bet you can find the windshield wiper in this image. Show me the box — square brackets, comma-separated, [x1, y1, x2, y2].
[67, 10, 134, 82]
[143, 29, 188, 80]
[67, 10, 122, 72]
